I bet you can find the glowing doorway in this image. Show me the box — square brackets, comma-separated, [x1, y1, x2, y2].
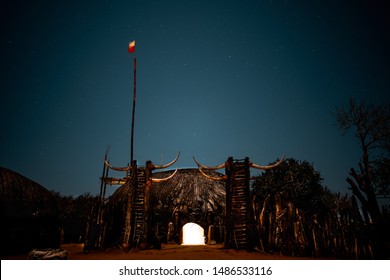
[182, 223, 205, 245]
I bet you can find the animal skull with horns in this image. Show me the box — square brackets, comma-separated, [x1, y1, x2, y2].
[104, 151, 180, 183]
[193, 155, 285, 181]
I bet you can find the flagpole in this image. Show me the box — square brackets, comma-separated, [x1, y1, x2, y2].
[130, 54, 136, 164]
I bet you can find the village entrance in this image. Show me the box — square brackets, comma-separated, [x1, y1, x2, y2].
[93, 156, 284, 251]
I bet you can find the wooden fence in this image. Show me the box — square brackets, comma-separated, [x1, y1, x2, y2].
[253, 192, 388, 259]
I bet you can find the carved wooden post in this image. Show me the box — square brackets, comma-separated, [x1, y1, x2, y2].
[224, 157, 252, 249]
[224, 157, 233, 248]
[167, 222, 175, 243]
[194, 155, 283, 250]
[207, 225, 215, 244]
[144, 161, 154, 244]
[244, 157, 251, 250]
[123, 160, 137, 251]
[174, 211, 182, 244]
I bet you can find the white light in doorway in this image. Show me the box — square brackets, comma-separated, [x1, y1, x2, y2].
[182, 222, 205, 245]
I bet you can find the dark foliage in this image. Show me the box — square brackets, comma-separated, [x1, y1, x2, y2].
[372, 157, 390, 196]
[51, 191, 99, 244]
[251, 158, 335, 216]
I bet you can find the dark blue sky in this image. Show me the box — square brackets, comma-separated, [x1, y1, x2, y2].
[1, 0, 389, 196]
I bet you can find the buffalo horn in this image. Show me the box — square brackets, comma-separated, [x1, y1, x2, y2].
[192, 157, 226, 170]
[249, 155, 285, 170]
[151, 168, 178, 183]
[153, 151, 180, 169]
[104, 160, 131, 171]
[197, 167, 227, 181]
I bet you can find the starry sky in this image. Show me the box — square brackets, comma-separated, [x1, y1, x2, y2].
[1, 0, 389, 197]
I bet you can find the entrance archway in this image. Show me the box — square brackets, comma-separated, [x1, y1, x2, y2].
[181, 223, 205, 245]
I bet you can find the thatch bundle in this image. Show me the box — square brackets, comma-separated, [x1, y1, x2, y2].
[0, 167, 60, 255]
[101, 168, 226, 246]
[152, 168, 226, 223]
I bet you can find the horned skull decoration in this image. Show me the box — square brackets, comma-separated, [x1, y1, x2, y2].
[192, 155, 285, 181]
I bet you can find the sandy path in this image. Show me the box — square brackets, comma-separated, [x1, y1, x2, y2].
[2, 243, 319, 260]
[62, 243, 315, 260]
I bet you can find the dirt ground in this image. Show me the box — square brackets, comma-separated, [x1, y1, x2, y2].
[2, 243, 325, 260]
[2, 243, 318, 260]
[62, 243, 317, 260]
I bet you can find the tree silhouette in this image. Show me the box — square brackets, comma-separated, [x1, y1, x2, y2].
[335, 98, 390, 224]
[336, 98, 390, 259]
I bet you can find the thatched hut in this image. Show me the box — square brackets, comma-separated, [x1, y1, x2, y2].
[0, 167, 60, 255]
[101, 168, 225, 247]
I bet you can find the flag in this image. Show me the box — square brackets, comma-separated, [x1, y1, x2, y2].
[128, 40, 135, 53]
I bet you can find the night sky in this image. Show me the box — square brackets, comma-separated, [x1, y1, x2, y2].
[1, 0, 389, 197]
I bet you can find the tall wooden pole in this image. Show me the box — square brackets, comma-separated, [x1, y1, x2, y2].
[130, 56, 136, 164]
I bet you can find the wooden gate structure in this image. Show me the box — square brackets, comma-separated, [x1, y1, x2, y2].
[194, 156, 284, 249]
[93, 153, 179, 251]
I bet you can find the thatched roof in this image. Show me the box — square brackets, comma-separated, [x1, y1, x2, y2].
[0, 167, 57, 218]
[151, 168, 226, 214]
[0, 167, 60, 254]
